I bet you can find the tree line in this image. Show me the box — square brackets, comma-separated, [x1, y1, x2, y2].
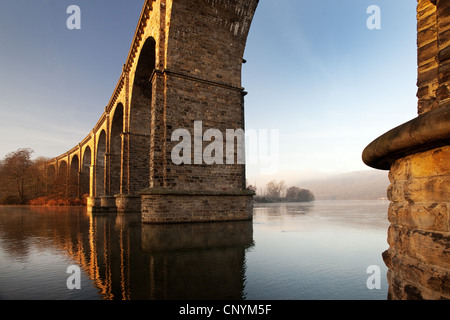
[0, 148, 85, 206]
[248, 180, 315, 203]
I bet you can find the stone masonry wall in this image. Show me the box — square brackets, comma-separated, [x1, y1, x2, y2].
[148, 0, 257, 193]
[417, 0, 450, 114]
[163, 73, 246, 191]
[141, 193, 253, 224]
[385, 146, 450, 299]
[380, 0, 450, 299]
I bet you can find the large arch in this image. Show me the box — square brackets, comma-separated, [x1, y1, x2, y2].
[46, 164, 56, 197]
[110, 104, 124, 196]
[81, 147, 92, 197]
[56, 160, 68, 198]
[128, 36, 156, 193]
[69, 155, 80, 198]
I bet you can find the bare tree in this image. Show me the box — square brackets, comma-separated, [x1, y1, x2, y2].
[1, 148, 34, 204]
[28, 156, 50, 199]
[266, 180, 286, 201]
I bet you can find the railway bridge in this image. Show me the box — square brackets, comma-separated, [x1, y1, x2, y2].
[44, 0, 258, 223]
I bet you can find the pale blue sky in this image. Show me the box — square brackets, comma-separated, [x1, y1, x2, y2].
[0, 1, 418, 185]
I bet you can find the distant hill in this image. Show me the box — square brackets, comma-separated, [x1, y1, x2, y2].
[298, 170, 390, 200]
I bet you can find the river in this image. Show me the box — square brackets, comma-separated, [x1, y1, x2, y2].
[0, 200, 390, 300]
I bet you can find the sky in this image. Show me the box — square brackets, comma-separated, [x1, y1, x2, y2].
[0, 0, 418, 187]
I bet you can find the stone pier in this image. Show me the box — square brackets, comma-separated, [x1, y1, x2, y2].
[363, 0, 450, 300]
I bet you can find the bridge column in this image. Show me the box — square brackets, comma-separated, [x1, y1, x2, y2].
[86, 164, 99, 210]
[139, 0, 257, 223]
[100, 153, 117, 212]
[115, 132, 142, 213]
[120, 132, 129, 195]
[55, 159, 69, 200]
[69, 165, 81, 199]
[363, 0, 450, 300]
[76, 170, 81, 198]
[45, 164, 56, 198]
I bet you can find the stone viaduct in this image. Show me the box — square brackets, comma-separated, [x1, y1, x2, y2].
[42, 0, 449, 299]
[44, 0, 258, 223]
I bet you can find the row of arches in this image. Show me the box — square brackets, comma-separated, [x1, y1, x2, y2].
[46, 147, 91, 199]
[43, 36, 156, 205]
[45, 124, 118, 200]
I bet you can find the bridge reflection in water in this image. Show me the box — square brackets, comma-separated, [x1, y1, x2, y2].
[14, 207, 254, 300]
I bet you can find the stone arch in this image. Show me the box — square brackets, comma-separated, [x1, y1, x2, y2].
[110, 103, 124, 196]
[46, 164, 56, 196]
[69, 155, 80, 198]
[96, 130, 107, 197]
[81, 146, 92, 197]
[128, 36, 156, 193]
[56, 160, 68, 198]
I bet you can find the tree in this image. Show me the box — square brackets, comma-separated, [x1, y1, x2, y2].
[285, 186, 315, 202]
[265, 180, 286, 201]
[0, 148, 34, 204]
[28, 156, 50, 199]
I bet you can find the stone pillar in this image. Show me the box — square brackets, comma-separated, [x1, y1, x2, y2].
[104, 153, 111, 196]
[363, 0, 450, 300]
[101, 153, 116, 212]
[76, 170, 81, 198]
[89, 164, 95, 198]
[87, 165, 96, 209]
[115, 131, 144, 213]
[148, 70, 165, 190]
[120, 132, 130, 195]
[384, 143, 450, 299]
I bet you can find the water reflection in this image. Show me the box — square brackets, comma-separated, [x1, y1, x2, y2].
[142, 222, 253, 299]
[0, 206, 254, 300]
[253, 202, 313, 218]
[0, 201, 390, 300]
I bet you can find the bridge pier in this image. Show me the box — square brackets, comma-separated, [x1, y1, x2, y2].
[86, 196, 99, 213]
[115, 194, 141, 213]
[87, 194, 141, 214]
[363, 0, 450, 300]
[87, 196, 117, 214]
[100, 196, 116, 212]
[140, 190, 254, 224]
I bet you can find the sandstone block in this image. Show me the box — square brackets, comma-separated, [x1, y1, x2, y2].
[388, 202, 449, 232]
[410, 146, 450, 178]
[387, 225, 450, 270]
[404, 175, 450, 203]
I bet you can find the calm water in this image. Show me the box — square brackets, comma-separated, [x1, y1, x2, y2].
[0, 200, 390, 300]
